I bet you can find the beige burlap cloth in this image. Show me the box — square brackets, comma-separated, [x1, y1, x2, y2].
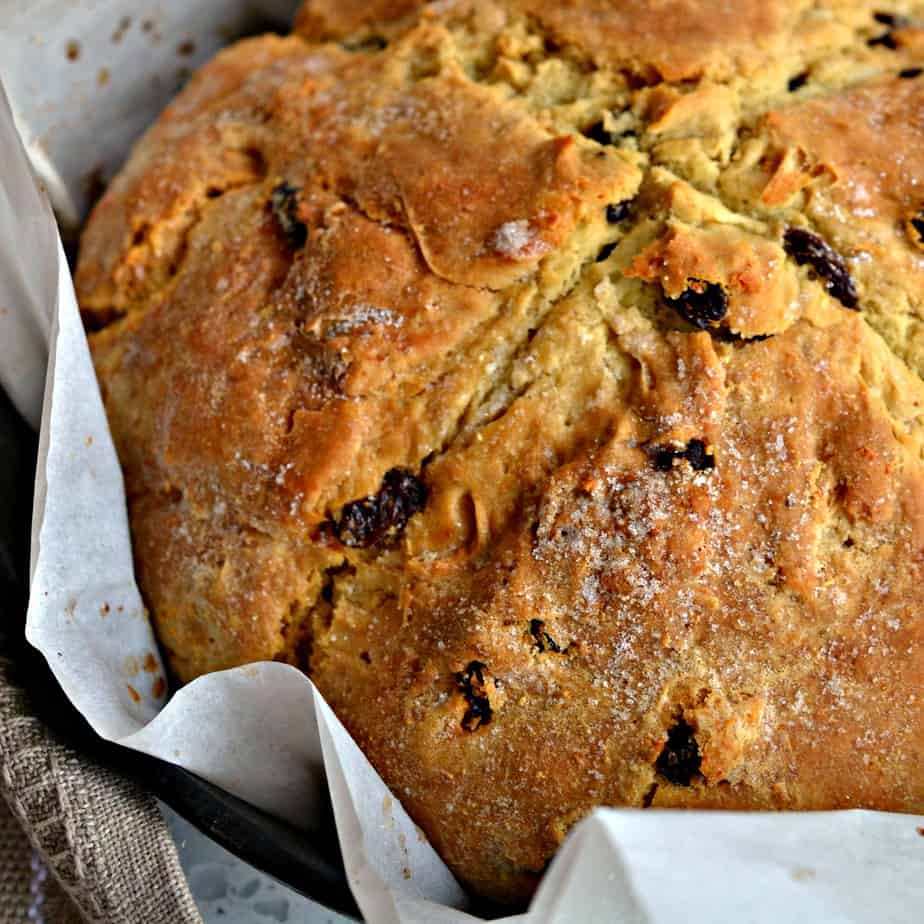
[0, 656, 201, 923]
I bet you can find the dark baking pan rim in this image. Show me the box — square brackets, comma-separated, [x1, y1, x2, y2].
[0, 387, 362, 921]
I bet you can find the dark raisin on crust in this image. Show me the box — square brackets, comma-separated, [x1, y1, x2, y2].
[606, 201, 631, 223]
[270, 182, 307, 247]
[455, 661, 493, 731]
[869, 12, 909, 48]
[652, 447, 680, 472]
[684, 439, 714, 471]
[342, 35, 387, 51]
[332, 468, 428, 548]
[655, 718, 702, 785]
[596, 241, 618, 262]
[583, 119, 612, 145]
[868, 28, 900, 48]
[900, 66, 923, 78]
[910, 213, 924, 246]
[787, 71, 809, 91]
[714, 328, 772, 344]
[783, 228, 859, 309]
[652, 439, 715, 473]
[873, 11, 909, 27]
[665, 279, 728, 329]
[320, 573, 335, 603]
[530, 619, 562, 653]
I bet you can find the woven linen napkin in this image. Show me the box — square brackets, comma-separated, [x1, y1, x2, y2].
[0, 655, 202, 924]
[0, 796, 82, 924]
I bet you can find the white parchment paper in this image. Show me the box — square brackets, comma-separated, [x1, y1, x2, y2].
[1, 4, 923, 922]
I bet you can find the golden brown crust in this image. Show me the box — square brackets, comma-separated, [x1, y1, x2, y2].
[293, 0, 426, 43]
[79, 0, 924, 904]
[515, 0, 795, 80]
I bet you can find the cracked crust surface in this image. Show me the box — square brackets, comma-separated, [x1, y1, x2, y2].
[78, 1, 924, 904]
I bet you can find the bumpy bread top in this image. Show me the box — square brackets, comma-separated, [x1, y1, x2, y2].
[78, 0, 924, 903]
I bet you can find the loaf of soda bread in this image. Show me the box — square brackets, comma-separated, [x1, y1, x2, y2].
[77, 0, 924, 903]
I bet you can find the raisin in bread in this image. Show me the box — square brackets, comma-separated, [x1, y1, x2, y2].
[76, 0, 924, 903]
